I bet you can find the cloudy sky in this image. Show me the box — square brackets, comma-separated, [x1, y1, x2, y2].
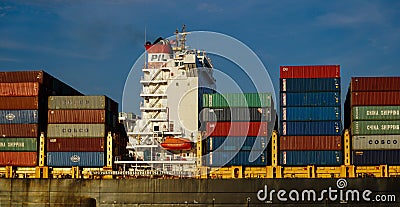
[0, 1, 399, 113]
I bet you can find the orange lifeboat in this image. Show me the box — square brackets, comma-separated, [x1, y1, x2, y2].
[161, 136, 193, 151]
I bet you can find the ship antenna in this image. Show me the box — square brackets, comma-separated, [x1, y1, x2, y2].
[180, 24, 187, 51]
[174, 28, 179, 48]
[144, 26, 147, 68]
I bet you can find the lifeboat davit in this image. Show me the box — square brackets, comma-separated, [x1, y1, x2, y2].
[161, 136, 193, 151]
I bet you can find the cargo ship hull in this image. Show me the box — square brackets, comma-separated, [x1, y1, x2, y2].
[2, 178, 399, 206]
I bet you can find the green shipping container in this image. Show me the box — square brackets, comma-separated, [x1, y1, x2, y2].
[47, 124, 106, 138]
[0, 138, 37, 151]
[203, 93, 272, 108]
[352, 106, 400, 120]
[352, 121, 400, 135]
[48, 96, 118, 112]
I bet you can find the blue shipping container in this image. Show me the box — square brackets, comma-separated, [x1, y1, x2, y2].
[281, 92, 340, 107]
[47, 152, 104, 167]
[280, 78, 340, 92]
[0, 110, 38, 124]
[204, 150, 268, 167]
[352, 150, 400, 165]
[280, 150, 342, 166]
[281, 121, 341, 136]
[281, 107, 340, 121]
[205, 136, 268, 151]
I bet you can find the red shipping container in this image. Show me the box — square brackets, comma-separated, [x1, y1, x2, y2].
[351, 92, 400, 106]
[48, 110, 107, 124]
[47, 138, 105, 152]
[279, 136, 342, 150]
[0, 124, 39, 138]
[0, 97, 39, 109]
[0, 82, 39, 96]
[351, 77, 400, 92]
[0, 152, 37, 166]
[280, 65, 340, 79]
[206, 122, 268, 137]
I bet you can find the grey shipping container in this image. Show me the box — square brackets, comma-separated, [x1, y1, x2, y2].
[47, 124, 106, 138]
[0, 110, 38, 124]
[47, 152, 105, 167]
[201, 108, 272, 122]
[352, 135, 400, 150]
[48, 96, 118, 112]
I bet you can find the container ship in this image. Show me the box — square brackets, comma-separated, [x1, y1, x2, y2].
[0, 26, 400, 207]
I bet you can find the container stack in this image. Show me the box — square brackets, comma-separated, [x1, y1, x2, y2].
[0, 71, 81, 167]
[46, 96, 122, 167]
[202, 93, 274, 166]
[345, 77, 400, 165]
[279, 65, 342, 166]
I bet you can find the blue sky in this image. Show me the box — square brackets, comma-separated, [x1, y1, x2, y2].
[1, 1, 399, 114]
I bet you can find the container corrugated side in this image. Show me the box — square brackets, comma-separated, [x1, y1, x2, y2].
[281, 107, 340, 121]
[351, 77, 400, 92]
[0, 152, 37, 166]
[205, 150, 268, 166]
[203, 93, 272, 108]
[351, 121, 400, 135]
[280, 150, 342, 166]
[0, 138, 37, 151]
[280, 78, 340, 92]
[279, 136, 342, 150]
[281, 92, 340, 107]
[0, 124, 39, 138]
[0, 97, 39, 110]
[352, 106, 400, 120]
[47, 124, 106, 138]
[47, 138, 104, 152]
[48, 96, 118, 112]
[206, 122, 268, 137]
[352, 135, 400, 150]
[48, 110, 117, 127]
[205, 136, 267, 151]
[352, 150, 400, 165]
[202, 108, 272, 122]
[0, 110, 38, 124]
[47, 152, 104, 167]
[351, 92, 400, 106]
[281, 121, 341, 136]
[0, 82, 39, 96]
[280, 65, 340, 79]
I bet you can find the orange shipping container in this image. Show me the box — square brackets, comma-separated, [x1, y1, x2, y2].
[0, 124, 39, 138]
[0, 82, 39, 96]
[48, 109, 116, 126]
[0, 152, 37, 166]
[47, 138, 105, 152]
[279, 136, 342, 150]
[0, 97, 39, 109]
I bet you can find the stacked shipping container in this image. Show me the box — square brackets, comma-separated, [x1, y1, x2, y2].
[202, 93, 274, 166]
[46, 96, 120, 167]
[279, 65, 342, 165]
[0, 71, 81, 166]
[345, 77, 400, 165]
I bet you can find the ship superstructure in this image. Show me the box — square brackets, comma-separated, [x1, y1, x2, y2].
[122, 26, 216, 176]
